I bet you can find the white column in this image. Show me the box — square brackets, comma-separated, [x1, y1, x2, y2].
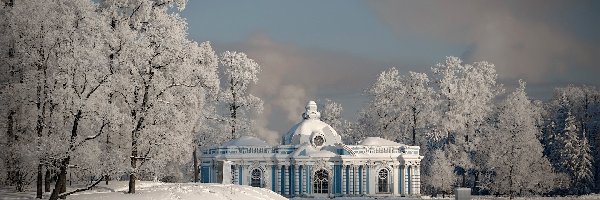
[352, 165, 360, 195]
[265, 165, 271, 190]
[276, 165, 281, 194]
[348, 165, 356, 194]
[413, 166, 420, 195]
[283, 165, 288, 195]
[349, 165, 354, 194]
[368, 165, 375, 195]
[402, 164, 408, 195]
[342, 165, 346, 195]
[415, 165, 421, 194]
[307, 165, 311, 194]
[231, 165, 236, 184]
[362, 166, 366, 195]
[393, 165, 399, 195]
[243, 164, 249, 185]
[347, 165, 352, 195]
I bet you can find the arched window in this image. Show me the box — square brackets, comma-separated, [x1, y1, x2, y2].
[313, 169, 329, 194]
[377, 168, 391, 193]
[250, 169, 262, 187]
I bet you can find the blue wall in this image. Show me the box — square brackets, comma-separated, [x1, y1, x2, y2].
[201, 166, 210, 183]
[271, 165, 276, 191]
[334, 165, 342, 194]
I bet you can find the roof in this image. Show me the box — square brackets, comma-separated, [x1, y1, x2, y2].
[359, 137, 401, 146]
[222, 136, 270, 147]
[291, 143, 338, 157]
[282, 101, 342, 145]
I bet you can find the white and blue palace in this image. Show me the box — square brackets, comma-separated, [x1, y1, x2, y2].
[200, 101, 423, 197]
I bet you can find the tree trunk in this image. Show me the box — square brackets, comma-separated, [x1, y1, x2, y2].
[49, 158, 69, 200]
[45, 168, 51, 192]
[129, 117, 143, 194]
[193, 147, 198, 182]
[50, 110, 81, 200]
[412, 107, 417, 146]
[129, 149, 137, 193]
[36, 164, 43, 198]
[128, 173, 136, 193]
[230, 78, 237, 140]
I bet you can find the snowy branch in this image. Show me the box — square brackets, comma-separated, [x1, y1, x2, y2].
[58, 176, 103, 198]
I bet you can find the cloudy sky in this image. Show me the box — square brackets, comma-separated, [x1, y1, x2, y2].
[182, 0, 600, 144]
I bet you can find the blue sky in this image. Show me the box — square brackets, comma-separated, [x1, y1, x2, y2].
[181, 0, 600, 143]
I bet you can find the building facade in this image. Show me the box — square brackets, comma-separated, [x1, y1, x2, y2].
[200, 101, 423, 197]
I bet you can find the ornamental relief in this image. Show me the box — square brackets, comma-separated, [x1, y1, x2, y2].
[313, 159, 332, 174]
[248, 162, 270, 187]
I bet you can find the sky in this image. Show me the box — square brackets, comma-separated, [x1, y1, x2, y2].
[181, 0, 600, 144]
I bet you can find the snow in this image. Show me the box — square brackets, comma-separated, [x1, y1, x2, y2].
[4, 183, 600, 200]
[359, 137, 401, 146]
[0, 181, 286, 200]
[71, 182, 285, 200]
[284, 118, 339, 142]
[290, 144, 337, 157]
[222, 136, 270, 147]
[282, 101, 342, 145]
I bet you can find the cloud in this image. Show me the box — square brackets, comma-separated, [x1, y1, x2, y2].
[369, 0, 600, 83]
[275, 85, 308, 122]
[221, 33, 389, 143]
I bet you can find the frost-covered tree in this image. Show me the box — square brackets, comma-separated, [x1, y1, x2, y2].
[358, 67, 405, 141]
[403, 71, 437, 145]
[542, 86, 600, 193]
[0, 1, 114, 199]
[320, 99, 356, 144]
[98, 0, 220, 194]
[575, 130, 593, 194]
[431, 56, 502, 188]
[542, 90, 595, 194]
[358, 68, 436, 145]
[547, 93, 594, 194]
[219, 51, 263, 140]
[321, 99, 343, 130]
[0, 1, 60, 196]
[422, 150, 454, 196]
[480, 80, 555, 197]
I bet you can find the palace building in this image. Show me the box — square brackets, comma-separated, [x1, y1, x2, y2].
[200, 101, 423, 197]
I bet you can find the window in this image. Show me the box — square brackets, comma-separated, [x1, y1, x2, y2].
[377, 169, 390, 193]
[250, 169, 262, 187]
[313, 135, 325, 146]
[313, 169, 329, 194]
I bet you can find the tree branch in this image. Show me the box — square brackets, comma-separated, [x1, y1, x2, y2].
[72, 120, 108, 151]
[58, 176, 103, 198]
[155, 80, 208, 100]
[85, 73, 110, 99]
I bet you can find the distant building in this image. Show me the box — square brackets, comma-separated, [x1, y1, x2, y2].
[200, 101, 423, 197]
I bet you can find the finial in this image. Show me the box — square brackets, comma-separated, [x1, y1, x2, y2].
[302, 101, 320, 120]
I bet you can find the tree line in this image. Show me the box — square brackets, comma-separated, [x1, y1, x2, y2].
[0, 0, 262, 199]
[323, 57, 600, 198]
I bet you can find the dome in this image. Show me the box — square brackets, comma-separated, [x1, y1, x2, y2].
[282, 101, 342, 146]
[359, 137, 401, 146]
[222, 136, 270, 147]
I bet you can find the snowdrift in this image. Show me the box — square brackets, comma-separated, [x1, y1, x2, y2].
[64, 181, 286, 200]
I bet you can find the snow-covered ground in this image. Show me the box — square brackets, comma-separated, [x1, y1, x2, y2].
[4, 184, 600, 200]
[0, 181, 286, 200]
